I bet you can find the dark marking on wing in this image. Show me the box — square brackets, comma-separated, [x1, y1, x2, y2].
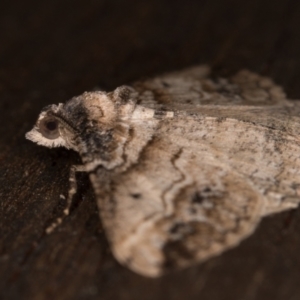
[131, 193, 142, 199]
[192, 192, 204, 204]
[162, 238, 195, 271]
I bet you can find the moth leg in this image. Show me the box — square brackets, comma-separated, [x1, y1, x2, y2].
[45, 164, 88, 234]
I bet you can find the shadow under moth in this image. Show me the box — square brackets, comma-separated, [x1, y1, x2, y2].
[26, 65, 300, 277]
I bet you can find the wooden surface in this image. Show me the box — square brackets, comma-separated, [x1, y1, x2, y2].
[1, 0, 300, 299]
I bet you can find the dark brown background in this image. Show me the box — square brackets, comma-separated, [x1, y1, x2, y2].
[1, 0, 300, 299]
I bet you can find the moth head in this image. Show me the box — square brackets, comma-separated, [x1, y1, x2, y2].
[25, 103, 79, 150]
[26, 86, 137, 151]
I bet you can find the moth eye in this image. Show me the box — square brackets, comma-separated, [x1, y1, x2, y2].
[39, 117, 60, 139]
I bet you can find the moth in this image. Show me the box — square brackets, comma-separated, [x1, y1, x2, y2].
[26, 65, 300, 277]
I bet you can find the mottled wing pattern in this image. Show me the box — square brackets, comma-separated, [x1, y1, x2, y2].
[90, 66, 300, 276]
[93, 115, 300, 276]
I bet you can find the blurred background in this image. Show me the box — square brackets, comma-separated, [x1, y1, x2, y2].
[1, 0, 300, 299]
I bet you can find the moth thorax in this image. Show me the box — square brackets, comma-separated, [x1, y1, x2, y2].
[82, 92, 118, 125]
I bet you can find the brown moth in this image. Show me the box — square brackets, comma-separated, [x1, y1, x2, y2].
[26, 65, 300, 277]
